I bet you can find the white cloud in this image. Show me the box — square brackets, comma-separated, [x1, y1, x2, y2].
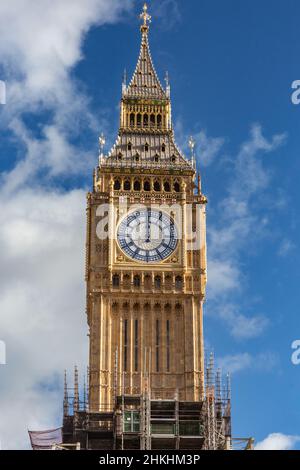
[217, 352, 278, 374]
[217, 353, 253, 374]
[206, 125, 286, 338]
[0, 187, 88, 450]
[195, 130, 225, 167]
[255, 433, 300, 450]
[278, 239, 296, 257]
[0, 0, 133, 185]
[0, 0, 134, 450]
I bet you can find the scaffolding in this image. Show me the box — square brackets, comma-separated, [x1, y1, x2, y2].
[55, 353, 254, 451]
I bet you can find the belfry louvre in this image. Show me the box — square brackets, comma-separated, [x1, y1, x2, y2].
[29, 4, 253, 452]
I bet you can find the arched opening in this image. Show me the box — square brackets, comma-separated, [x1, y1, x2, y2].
[137, 113, 142, 127]
[174, 182, 180, 193]
[112, 274, 120, 288]
[164, 181, 171, 192]
[144, 180, 151, 192]
[135, 153, 140, 162]
[175, 276, 183, 290]
[134, 180, 141, 191]
[154, 154, 159, 163]
[171, 155, 176, 164]
[150, 114, 155, 127]
[162, 143, 166, 152]
[118, 152, 122, 161]
[124, 180, 131, 191]
[130, 113, 135, 127]
[154, 276, 161, 289]
[157, 114, 162, 128]
[143, 114, 149, 127]
[114, 179, 121, 191]
[134, 275, 141, 288]
[145, 143, 149, 152]
[128, 142, 132, 151]
[154, 181, 161, 192]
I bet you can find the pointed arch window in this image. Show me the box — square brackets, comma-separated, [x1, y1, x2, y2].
[175, 276, 183, 290]
[145, 143, 149, 152]
[157, 114, 162, 128]
[166, 320, 170, 372]
[156, 319, 160, 372]
[123, 319, 128, 371]
[112, 274, 120, 288]
[134, 275, 141, 288]
[128, 142, 132, 151]
[154, 181, 161, 192]
[162, 143, 166, 152]
[114, 179, 121, 191]
[164, 181, 171, 192]
[137, 113, 142, 127]
[154, 276, 161, 289]
[124, 180, 131, 191]
[143, 114, 149, 127]
[154, 154, 159, 163]
[134, 180, 141, 191]
[134, 319, 139, 372]
[130, 113, 135, 127]
[150, 114, 155, 127]
[144, 180, 151, 192]
[174, 181, 180, 193]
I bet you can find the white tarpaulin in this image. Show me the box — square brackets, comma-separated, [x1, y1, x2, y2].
[28, 427, 62, 450]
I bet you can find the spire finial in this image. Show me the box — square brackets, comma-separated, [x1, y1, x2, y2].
[189, 136, 196, 168]
[140, 3, 151, 33]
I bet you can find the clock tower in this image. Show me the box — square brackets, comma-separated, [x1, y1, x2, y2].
[86, 4, 207, 414]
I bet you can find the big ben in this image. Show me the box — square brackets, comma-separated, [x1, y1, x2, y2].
[28, 3, 254, 452]
[86, 3, 207, 414]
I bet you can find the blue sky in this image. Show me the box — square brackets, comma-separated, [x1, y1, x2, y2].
[0, 0, 300, 450]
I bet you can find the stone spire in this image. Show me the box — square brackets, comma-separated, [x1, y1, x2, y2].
[123, 3, 166, 100]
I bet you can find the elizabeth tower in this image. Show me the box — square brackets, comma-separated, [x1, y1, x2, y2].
[86, 4, 207, 413]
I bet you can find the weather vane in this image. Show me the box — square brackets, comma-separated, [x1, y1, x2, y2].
[140, 3, 151, 30]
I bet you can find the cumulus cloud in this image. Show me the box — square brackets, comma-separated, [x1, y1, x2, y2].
[0, 188, 88, 450]
[0, 0, 133, 450]
[206, 125, 286, 338]
[217, 352, 278, 374]
[255, 433, 300, 450]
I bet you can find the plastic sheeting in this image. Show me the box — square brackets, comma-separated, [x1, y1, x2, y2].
[28, 427, 62, 450]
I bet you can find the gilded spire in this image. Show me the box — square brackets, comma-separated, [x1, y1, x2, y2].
[140, 3, 151, 34]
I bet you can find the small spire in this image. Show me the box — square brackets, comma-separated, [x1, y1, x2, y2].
[99, 133, 106, 164]
[63, 370, 68, 417]
[165, 71, 171, 98]
[74, 365, 79, 413]
[189, 136, 196, 168]
[140, 3, 151, 34]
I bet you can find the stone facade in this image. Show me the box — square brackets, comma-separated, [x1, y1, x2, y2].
[86, 5, 208, 413]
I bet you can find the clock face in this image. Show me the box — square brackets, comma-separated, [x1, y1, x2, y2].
[117, 209, 178, 263]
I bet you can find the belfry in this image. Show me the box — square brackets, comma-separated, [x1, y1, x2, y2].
[30, 4, 254, 451]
